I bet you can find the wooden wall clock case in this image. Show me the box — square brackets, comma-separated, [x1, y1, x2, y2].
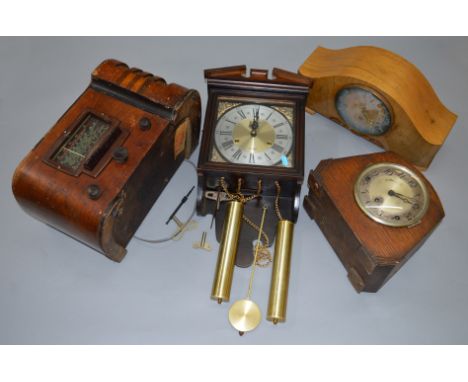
[299, 46, 457, 170]
[197, 65, 310, 267]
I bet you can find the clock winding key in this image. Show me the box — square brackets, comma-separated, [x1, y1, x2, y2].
[193, 231, 212, 252]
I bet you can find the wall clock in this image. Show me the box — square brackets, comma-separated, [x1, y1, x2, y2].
[197, 66, 310, 324]
[298, 45, 457, 170]
[303, 151, 444, 292]
[197, 65, 309, 266]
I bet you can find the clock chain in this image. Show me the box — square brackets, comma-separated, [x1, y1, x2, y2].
[219, 177, 272, 267]
[219, 176, 262, 203]
[241, 214, 271, 268]
[274, 181, 284, 221]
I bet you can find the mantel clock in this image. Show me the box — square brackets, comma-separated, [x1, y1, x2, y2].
[298, 46, 457, 170]
[303, 151, 445, 292]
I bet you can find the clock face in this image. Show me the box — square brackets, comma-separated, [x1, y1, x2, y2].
[211, 101, 294, 168]
[354, 163, 429, 227]
[335, 86, 392, 136]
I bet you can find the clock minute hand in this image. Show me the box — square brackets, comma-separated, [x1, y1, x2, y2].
[387, 189, 414, 204]
[250, 108, 259, 136]
[391, 190, 418, 200]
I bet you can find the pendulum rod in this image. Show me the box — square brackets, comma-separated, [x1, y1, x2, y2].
[246, 205, 268, 300]
[228, 205, 268, 335]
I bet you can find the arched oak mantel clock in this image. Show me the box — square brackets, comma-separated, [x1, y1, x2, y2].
[197, 65, 310, 268]
[303, 151, 445, 292]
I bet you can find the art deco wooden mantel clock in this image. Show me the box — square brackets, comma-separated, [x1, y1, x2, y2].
[12, 59, 201, 262]
[298, 46, 457, 170]
[197, 65, 310, 324]
[303, 151, 444, 292]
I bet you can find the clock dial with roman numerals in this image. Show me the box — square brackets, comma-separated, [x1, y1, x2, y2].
[212, 103, 294, 167]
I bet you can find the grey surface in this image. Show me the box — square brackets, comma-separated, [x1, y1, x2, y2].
[1, 37, 467, 344]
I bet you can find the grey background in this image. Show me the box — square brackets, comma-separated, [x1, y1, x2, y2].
[1, 37, 467, 344]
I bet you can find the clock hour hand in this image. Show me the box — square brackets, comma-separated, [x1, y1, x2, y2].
[388, 189, 415, 204]
[249, 108, 260, 136]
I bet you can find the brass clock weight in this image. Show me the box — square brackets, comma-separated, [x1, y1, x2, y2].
[303, 151, 445, 292]
[197, 66, 311, 329]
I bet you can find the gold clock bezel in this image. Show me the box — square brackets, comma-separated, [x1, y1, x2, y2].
[353, 162, 430, 227]
[335, 84, 394, 137]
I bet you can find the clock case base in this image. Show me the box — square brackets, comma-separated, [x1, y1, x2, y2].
[303, 152, 445, 292]
[12, 59, 201, 262]
[197, 66, 310, 267]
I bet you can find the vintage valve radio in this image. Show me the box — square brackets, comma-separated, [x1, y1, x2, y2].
[12, 59, 201, 262]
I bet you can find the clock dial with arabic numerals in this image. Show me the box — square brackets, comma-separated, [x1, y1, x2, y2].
[354, 163, 429, 227]
[212, 103, 294, 167]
